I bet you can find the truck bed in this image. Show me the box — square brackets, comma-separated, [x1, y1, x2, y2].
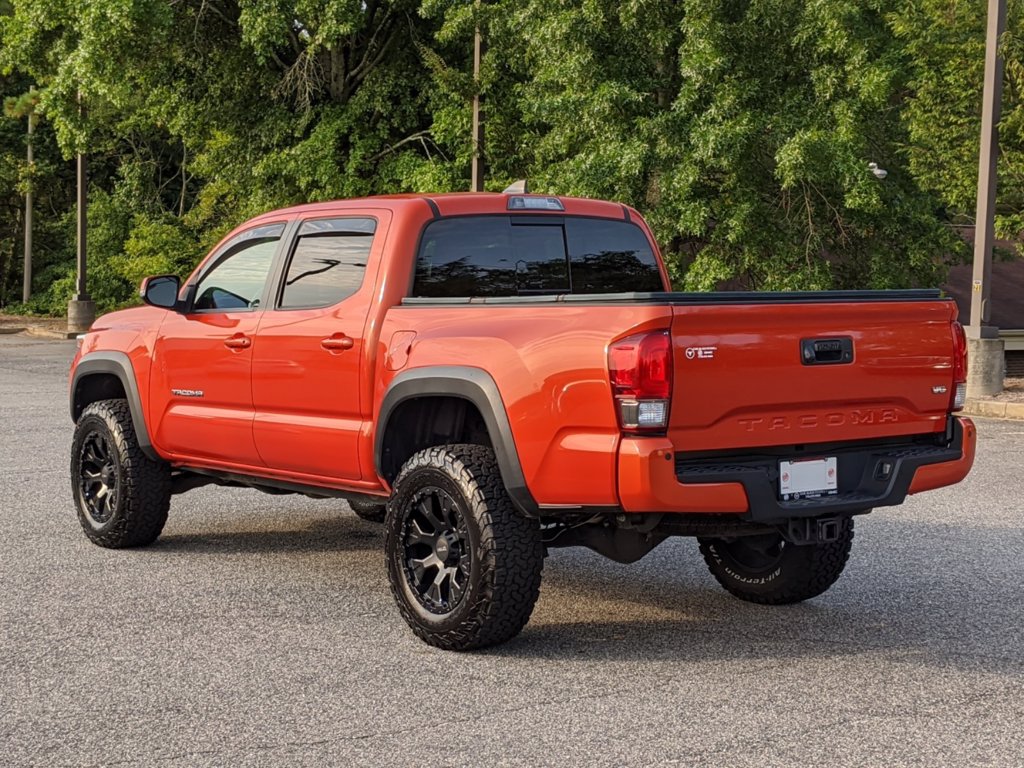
[403, 288, 958, 455]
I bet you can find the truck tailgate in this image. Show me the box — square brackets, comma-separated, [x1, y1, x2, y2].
[668, 295, 959, 452]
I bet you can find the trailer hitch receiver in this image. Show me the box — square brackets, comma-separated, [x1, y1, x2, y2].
[782, 516, 843, 545]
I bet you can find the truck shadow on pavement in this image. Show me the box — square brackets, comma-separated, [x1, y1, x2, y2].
[496, 525, 1024, 671]
[140, 509, 1022, 672]
[155, 515, 383, 555]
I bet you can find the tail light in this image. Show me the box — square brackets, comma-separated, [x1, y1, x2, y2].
[950, 321, 968, 411]
[608, 330, 672, 433]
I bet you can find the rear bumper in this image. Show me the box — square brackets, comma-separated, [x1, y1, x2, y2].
[617, 417, 976, 522]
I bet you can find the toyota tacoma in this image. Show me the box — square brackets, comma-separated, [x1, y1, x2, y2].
[69, 191, 976, 650]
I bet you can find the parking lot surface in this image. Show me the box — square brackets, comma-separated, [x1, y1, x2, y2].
[1, 334, 1022, 767]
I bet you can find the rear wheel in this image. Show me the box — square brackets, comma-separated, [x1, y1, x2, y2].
[71, 399, 171, 548]
[384, 444, 544, 651]
[697, 518, 854, 604]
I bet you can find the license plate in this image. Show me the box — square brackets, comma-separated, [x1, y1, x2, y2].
[779, 457, 838, 500]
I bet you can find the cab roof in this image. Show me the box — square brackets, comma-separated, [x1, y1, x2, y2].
[247, 192, 636, 224]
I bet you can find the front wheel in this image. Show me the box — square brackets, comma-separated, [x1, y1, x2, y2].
[697, 518, 854, 604]
[71, 399, 171, 548]
[384, 444, 544, 651]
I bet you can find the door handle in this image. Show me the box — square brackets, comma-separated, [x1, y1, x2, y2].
[224, 334, 251, 350]
[321, 334, 355, 352]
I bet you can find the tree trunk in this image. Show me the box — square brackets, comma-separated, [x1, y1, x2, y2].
[179, 145, 188, 218]
[329, 46, 345, 103]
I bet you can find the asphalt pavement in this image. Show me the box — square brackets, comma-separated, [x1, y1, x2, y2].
[1, 334, 1022, 767]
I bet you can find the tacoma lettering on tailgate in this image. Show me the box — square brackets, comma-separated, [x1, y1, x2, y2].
[738, 409, 899, 432]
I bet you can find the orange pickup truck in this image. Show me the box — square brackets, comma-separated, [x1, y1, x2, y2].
[69, 192, 976, 650]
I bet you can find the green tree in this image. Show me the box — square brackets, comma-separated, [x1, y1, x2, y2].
[442, 0, 962, 290]
[0, 0, 457, 311]
[0, 0, 981, 314]
[893, 0, 1024, 247]
[0, 66, 78, 312]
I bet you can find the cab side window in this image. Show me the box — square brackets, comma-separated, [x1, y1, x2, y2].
[278, 218, 376, 310]
[193, 224, 284, 312]
[413, 217, 568, 297]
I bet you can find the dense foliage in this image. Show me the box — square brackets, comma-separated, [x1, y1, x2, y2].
[894, 0, 1024, 240]
[0, 0, 1016, 313]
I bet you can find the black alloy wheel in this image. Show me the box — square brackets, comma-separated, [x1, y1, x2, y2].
[714, 533, 786, 575]
[79, 431, 119, 527]
[384, 444, 544, 651]
[70, 399, 171, 548]
[698, 517, 854, 605]
[400, 486, 472, 614]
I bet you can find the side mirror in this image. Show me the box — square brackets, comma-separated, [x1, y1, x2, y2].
[140, 275, 181, 310]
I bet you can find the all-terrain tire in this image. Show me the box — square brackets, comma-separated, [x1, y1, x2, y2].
[384, 444, 544, 651]
[349, 498, 387, 523]
[697, 518, 854, 605]
[71, 399, 171, 548]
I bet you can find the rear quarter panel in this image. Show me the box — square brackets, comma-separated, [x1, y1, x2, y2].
[377, 305, 673, 506]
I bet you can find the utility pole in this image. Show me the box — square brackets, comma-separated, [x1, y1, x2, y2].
[67, 93, 95, 333]
[75, 153, 88, 299]
[22, 86, 35, 304]
[470, 1, 484, 192]
[967, 0, 1007, 397]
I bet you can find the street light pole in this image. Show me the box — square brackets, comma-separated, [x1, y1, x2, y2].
[67, 93, 95, 334]
[966, 0, 1007, 396]
[22, 86, 35, 304]
[470, 1, 484, 192]
[969, 0, 1006, 336]
[75, 152, 88, 301]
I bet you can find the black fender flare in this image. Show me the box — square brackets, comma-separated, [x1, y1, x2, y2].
[375, 366, 538, 516]
[70, 351, 157, 461]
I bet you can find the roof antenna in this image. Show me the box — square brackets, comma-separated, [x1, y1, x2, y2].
[503, 180, 529, 194]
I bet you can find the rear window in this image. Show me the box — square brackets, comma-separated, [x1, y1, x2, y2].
[413, 216, 663, 298]
[278, 218, 375, 309]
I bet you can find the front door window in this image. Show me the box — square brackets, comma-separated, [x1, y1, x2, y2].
[193, 224, 283, 311]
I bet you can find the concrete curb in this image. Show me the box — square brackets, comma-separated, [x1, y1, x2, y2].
[22, 327, 79, 340]
[963, 399, 1024, 420]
